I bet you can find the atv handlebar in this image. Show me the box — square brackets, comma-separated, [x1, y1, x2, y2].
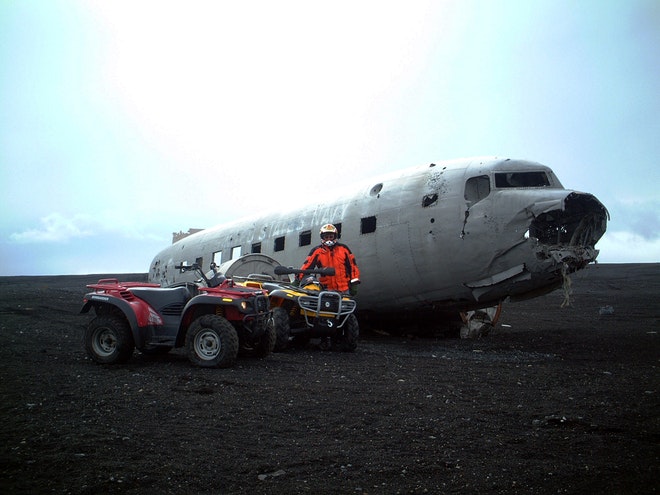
[175, 263, 200, 272]
[174, 263, 217, 287]
[273, 266, 336, 277]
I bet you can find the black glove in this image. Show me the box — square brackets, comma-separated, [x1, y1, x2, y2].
[349, 281, 359, 296]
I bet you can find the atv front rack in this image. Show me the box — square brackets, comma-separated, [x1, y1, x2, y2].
[298, 291, 357, 329]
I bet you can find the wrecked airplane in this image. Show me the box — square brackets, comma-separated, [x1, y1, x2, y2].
[148, 157, 608, 335]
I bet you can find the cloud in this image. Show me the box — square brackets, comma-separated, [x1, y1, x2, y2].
[611, 198, 660, 242]
[596, 230, 660, 263]
[3, 211, 170, 275]
[9, 213, 94, 243]
[8, 211, 168, 245]
[588, 197, 659, 263]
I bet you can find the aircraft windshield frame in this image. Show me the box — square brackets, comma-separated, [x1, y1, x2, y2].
[494, 171, 550, 188]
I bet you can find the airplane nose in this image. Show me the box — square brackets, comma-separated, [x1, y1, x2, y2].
[530, 192, 608, 248]
[528, 192, 608, 271]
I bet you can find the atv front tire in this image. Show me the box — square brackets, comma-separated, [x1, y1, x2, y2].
[239, 318, 276, 358]
[254, 318, 276, 358]
[84, 315, 135, 364]
[335, 314, 359, 352]
[186, 315, 239, 368]
[272, 307, 291, 352]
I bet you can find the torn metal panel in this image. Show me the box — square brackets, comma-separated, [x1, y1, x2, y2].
[529, 192, 608, 250]
[466, 265, 532, 301]
[461, 190, 608, 304]
[466, 264, 526, 288]
[525, 198, 564, 217]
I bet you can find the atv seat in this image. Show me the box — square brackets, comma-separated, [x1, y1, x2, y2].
[167, 281, 200, 297]
[130, 286, 192, 310]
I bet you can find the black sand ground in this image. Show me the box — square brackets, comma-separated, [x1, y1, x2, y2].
[0, 263, 658, 494]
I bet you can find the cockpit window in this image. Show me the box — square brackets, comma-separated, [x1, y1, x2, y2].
[495, 172, 550, 188]
[464, 175, 491, 204]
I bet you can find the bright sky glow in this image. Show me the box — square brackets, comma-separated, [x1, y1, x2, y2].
[1, 0, 658, 275]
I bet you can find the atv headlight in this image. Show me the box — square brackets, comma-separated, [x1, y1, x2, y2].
[240, 301, 248, 310]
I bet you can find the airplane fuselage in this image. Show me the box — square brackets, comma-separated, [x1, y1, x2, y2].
[149, 157, 608, 317]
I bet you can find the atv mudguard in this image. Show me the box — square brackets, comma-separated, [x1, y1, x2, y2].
[80, 295, 144, 347]
[176, 294, 225, 345]
[267, 287, 307, 306]
[176, 293, 270, 347]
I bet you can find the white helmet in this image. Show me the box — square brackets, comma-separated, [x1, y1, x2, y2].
[319, 223, 338, 247]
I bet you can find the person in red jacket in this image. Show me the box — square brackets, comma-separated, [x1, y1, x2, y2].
[299, 223, 361, 295]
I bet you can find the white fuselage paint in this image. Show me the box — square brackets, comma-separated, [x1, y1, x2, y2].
[148, 157, 607, 314]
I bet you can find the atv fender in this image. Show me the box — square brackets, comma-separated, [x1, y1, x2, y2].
[176, 294, 228, 346]
[80, 296, 143, 346]
[267, 288, 305, 305]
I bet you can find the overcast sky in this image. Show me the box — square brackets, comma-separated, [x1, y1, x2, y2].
[1, 0, 658, 276]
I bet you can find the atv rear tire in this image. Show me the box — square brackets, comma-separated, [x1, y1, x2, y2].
[84, 315, 135, 364]
[335, 314, 359, 352]
[186, 315, 239, 368]
[272, 307, 291, 352]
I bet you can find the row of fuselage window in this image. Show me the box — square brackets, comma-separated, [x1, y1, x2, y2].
[207, 215, 378, 266]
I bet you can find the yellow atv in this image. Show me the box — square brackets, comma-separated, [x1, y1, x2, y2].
[215, 255, 359, 352]
[269, 265, 359, 352]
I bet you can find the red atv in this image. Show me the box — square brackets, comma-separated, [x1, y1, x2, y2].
[80, 264, 273, 368]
